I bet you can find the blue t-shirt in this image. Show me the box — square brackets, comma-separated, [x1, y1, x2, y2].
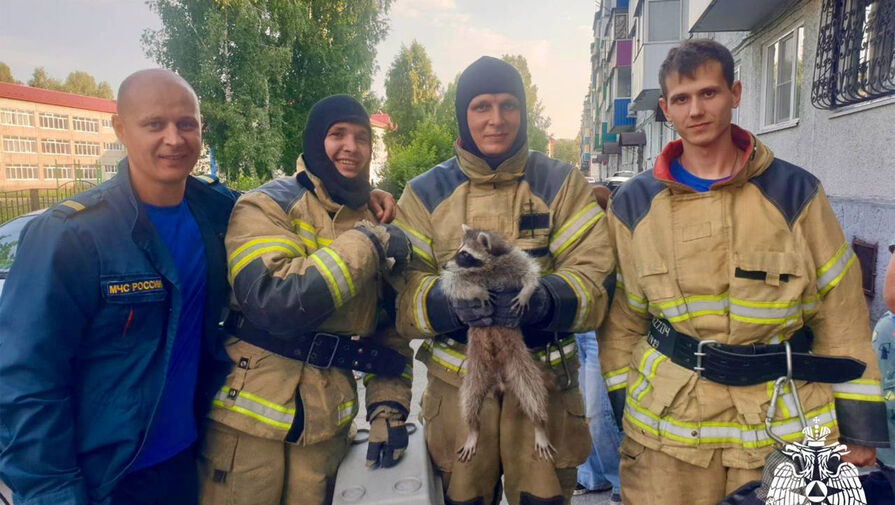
[669, 157, 730, 193]
[131, 200, 207, 471]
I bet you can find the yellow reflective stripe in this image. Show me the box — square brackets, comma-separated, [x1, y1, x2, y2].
[647, 292, 817, 325]
[624, 394, 836, 448]
[291, 220, 319, 250]
[310, 254, 343, 307]
[817, 244, 856, 296]
[337, 400, 358, 426]
[393, 219, 435, 267]
[413, 276, 438, 334]
[61, 200, 86, 212]
[605, 369, 629, 392]
[422, 339, 466, 375]
[533, 337, 577, 367]
[549, 203, 604, 257]
[630, 349, 667, 402]
[321, 247, 355, 297]
[832, 380, 884, 402]
[228, 237, 305, 281]
[555, 271, 590, 328]
[426, 337, 576, 375]
[212, 387, 295, 430]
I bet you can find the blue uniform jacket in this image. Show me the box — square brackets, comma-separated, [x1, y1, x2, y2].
[0, 159, 235, 505]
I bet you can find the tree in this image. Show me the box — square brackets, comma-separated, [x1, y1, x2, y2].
[0, 62, 18, 84]
[144, 0, 392, 180]
[379, 116, 453, 196]
[28, 67, 64, 91]
[96, 81, 114, 99]
[433, 73, 459, 140]
[553, 137, 579, 167]
[501, 55, 551, 153]
[383, 41, 441, 145]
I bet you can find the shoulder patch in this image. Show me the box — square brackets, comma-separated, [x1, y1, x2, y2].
[253, 175, 307, 214]
[610, 170, 666, 232]
[408, 158, 468, 213]
[51, 187, 104, 219]
[523, 152, 572, 206]
[193, 173, 220, 185]
[749, 158, 820, 228]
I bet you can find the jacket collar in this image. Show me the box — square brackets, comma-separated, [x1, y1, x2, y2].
[454, 139, 530, 185]
[294, 156, 345, 214]
[653, 124, 775, 192]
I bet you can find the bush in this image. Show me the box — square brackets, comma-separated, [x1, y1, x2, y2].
[379, 117, 454, 196]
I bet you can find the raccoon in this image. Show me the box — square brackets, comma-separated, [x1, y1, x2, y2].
[441, 225, 554, 462]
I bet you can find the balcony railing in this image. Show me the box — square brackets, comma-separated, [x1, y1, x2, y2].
[689, 0, 788, 32]
[609, 98, 636, 133]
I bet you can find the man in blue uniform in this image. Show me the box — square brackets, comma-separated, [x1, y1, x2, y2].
[0, 69, 236, 505]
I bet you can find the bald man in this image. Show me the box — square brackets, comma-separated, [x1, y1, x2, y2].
[0, 69, 237, 505]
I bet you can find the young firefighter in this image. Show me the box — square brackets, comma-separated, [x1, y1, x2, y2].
[198, 95, 413, 505]
[393, 56, 615, 505]
[599, 40, 888, 505]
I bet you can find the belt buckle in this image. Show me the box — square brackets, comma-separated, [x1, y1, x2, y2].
[307, 333, 340, 369]
[693, 339, 719, 379]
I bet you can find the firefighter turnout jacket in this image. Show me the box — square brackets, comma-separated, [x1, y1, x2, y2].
[599, 125, 888, 470]
[394, 141, 615, 391]
[208, 158, 412, 446]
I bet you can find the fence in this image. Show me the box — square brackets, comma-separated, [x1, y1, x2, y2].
[0, 180, 96, 224]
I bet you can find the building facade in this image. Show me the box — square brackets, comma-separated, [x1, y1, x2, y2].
[580, 0, 895, 319]
[0, 82, 126, 191]
[368, 112, 394, 185]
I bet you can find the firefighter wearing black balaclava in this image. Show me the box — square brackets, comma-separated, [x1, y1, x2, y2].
[198, 95, 414, 505]
[393, 56, 616, 505]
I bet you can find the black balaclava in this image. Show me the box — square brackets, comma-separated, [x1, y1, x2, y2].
[302, 95, 371, 209]
[455, 56, 528, 169]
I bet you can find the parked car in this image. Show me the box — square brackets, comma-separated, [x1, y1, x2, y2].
[0, 210, 43, 297]
[604, 171, 635, 194]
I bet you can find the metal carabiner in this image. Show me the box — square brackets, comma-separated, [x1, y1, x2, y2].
[547, 333, 573, 388]
[765, 341, 807, 445]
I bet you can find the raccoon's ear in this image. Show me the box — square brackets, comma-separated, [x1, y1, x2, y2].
[476, 231, 491, 252]
[461, 224, 471, 234]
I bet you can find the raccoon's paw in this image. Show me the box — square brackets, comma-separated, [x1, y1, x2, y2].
[510, 295, 530, 316]
[356, 220, 389, 248]
[534, 428, 556, 462]
[457, 431, 479, 463]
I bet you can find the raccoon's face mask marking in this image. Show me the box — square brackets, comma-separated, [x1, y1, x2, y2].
[454, 250, 484, 268]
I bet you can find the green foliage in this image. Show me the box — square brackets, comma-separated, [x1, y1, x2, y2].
[384, 41, 441, 145]
[26, 67, 113, 98]
[144, 0, 392, 181]
[553, 137, 579, 167]
[378, 116, 453, 196]
[501, 54, 551, 153]
[0, 62, 18, 84]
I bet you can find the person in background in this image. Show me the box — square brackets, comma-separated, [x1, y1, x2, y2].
[872, 239, 895, 465]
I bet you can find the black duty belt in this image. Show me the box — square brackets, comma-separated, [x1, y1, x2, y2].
[222, 310, 408, 378]
[647, 318, 865, 386]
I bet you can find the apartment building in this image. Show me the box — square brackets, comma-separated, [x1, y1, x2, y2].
[0, 82, 126, 191]
[581, 0, 895, 319]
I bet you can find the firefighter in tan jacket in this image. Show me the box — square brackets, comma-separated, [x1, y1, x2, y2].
[599, 40, 888, 505]
[198, 96, 414, 505]
[394, 57, 615, 505]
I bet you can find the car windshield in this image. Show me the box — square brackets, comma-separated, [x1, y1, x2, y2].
[0, 215, 34, 278]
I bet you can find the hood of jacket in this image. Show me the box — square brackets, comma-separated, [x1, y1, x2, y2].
[453, 139, 531, 186]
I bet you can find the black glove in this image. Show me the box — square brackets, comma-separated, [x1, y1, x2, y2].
[489, 282, 553, 329]
[366, 403, 409, 469]
[449, 296, 494, 327]
[383, 224, 412, 272]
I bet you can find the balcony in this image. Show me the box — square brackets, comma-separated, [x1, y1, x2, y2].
[601, 122, 618, 145]
[630, 41, 679, 111]
[607, 39, 632, 67]
[609, 98, 635, 133]
[689, 0, 788, 33]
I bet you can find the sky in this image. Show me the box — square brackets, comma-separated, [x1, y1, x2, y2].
[0, 0, 594, 139]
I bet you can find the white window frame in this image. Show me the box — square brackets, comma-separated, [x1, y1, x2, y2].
[72, 117, 99, 133]
[761, 23, 805, 127]
[103, 141, 125, 151]
[3, 136, 38, 153]
[103, 164, 118, 177]
[73, 141, 101, 156]
[1, 109, 34, 127]
[102, 118, 112, 128]
[39, 113, 69, 130]
[77, 165, 99, 180]
[44, 164, 73, 179]
[5, 164, 39, 180]
[41, 139, 71, 155]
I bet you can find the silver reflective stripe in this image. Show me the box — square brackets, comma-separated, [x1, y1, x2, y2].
[817, 244, 856, 295]
[549, 203, 604, 256]
[393, 219, 436, 267]
[604, 368, 629, 392]
[536, 338, 578, 365]
[311, 247, 354, 305]
[414, 276, 437, 334]
[426, 338, 576, 374]
[555, 272, 589, 329]
[729, 299, 800, 325]
[337, 400, 358, 426]
[832, 380, 884, 401]
[213, 388, 294, 430]
[630, 349, 667, 402]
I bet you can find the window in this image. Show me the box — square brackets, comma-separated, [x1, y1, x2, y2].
[102, 119, 112, 128]
[77, 166, 99, 180]
[1, 109, 34, 127]
[3, 136, 37, 153]
[44, 164, 73, 179]
[73, 141, 100, 156]
[617, 67, 632, 97]
[614, 13, 628, 40]
[72, 117, 99, 133]
[5, 164, 39, 180]
[42, 139, 71, 155]
[812, 0, 895, 108]
[103, 164, 118, 177]
[39, 113, 69, 130]
[649, 0, 681, 42]
[763, 25, 805, 125]
[103, 141, 125, 151]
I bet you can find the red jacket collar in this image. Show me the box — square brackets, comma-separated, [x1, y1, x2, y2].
[653, 124, 755, 185]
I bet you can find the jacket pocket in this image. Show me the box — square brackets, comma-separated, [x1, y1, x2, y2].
[199, 422, 238, 473]
[298, 367, 357, 446]
[636, 259, 676, 302]
[419, 385, 459, 472]
[93, 290, 167, 352]
[550, 387, 592, 468]
[628, 340, 695, 417]
[730, 252, 806, 339]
